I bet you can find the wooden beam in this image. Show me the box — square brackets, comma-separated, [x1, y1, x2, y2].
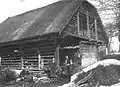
[95, 19, 98, 41]
[77, 11, 80, 36]
[21, 57, 24, 69]
[89, 22, 95, 29]
[86, 11, 91, 39]
[55, 45, 60, 67]
[38, 54, 41, 70]
[79, 10, 96, 19]
[0, 57, 1, 66]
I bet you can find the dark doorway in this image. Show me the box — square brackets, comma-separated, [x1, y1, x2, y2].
[59, 48, 76, 66]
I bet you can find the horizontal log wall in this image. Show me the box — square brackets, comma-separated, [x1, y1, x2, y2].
[0, 39, 56, 70]
[0, 45, 21, 69]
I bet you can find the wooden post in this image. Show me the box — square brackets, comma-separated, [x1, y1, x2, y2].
[77, 11, 80, 36]
[38, 54, 41, 70]
[37, 50, 41, 70]
[56, 45, 60, 67]
[87, 11, 91, 39]
[95, 19, 98, 41]
[20, 45, 24, 69]
[41, 59, 44, 69]
[0, 57, 1, 66]
[21, 57, 24, 69]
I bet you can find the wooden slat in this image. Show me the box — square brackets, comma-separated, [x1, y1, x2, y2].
[22, 44, 55, 50]
[22, 40, 55, 47]
[41, 55, 54, 58]
[0, 39, 56, 70]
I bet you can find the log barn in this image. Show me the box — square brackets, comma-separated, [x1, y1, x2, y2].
[0, 0, 108, 71]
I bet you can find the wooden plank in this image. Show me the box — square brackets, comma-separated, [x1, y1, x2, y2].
[87, 11, 91, 39]
[40, 52, 55, 56]
[55, 45, 60, 67]
[22, 46, 56, 52]
[95, 19, 98, 41]
[2, 60, 21, 62]
[80, 9, 96, 19]
[22, 40, 55, 47]
[38, 54, 41, 70]
[0, 40, 56, 70]
[41, 55, 54, 58]
[22, 45, 55, 50]
[22, 51, 55, 56]
[77, 11, 80, 36]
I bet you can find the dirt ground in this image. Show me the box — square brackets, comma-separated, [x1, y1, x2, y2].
[34, 78, 70, 87]
[4, 78, 70, 87]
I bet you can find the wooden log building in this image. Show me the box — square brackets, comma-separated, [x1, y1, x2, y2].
[0, 0, 108, 70]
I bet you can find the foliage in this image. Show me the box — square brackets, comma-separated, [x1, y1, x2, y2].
[117, 2, 120, 41]
[88, 0, 119, 53]
[89, 0, 118, 24]
[88, 0, 118, 36]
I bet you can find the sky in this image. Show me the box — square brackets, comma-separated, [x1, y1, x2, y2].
[0, 0, 113, 23]
[0, 0, 59, 23]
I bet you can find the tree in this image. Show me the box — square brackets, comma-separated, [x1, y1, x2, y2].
[89, 0, 118, 23]
[89, 0, 119, 54]
[117, 2, 120, 42]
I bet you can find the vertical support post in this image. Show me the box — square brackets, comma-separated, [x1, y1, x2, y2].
[77, 11, 80, 36]
[55, 39, 61, 68]
[20, 45, 24, 69]
[38, 54, 41, 70]
[106, 46, 109, 55]
[37, 50, 41, 70]
[21, 57, 24, 69]
[0, 57, 1, 66]
[95, 19, 98, 41]
[87, 11, 91, 39]
[41, 59, 44, 69]
[56, 45, 60, 67]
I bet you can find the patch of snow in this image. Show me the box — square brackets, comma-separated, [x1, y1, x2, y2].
[58, 83, 70, 87]
[83, 59, 120, 72]
[58, 82, 76, 87]
[33, 76, 51, 83]
[59, 59, 120, 87]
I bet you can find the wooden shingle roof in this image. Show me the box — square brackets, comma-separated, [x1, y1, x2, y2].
[0, 0, 108, 44]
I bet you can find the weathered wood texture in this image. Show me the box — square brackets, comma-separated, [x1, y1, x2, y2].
[0, 40, 56, 69]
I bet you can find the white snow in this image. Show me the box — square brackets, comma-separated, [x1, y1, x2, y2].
[83, 59, 120, 72]
[58, 82, 76, 87]
[58, 83, 70, 87]
[58, 59, 120, 87]
[70, 59, 120, 84]
[33, 76, 51, 83]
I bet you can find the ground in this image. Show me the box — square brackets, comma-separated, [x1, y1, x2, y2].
[4, 78, 70, 87]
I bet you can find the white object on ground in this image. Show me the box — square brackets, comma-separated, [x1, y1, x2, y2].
[83, 59, 120, 72]
[33, 76, 51, 83]
[59, 59, 120, 87]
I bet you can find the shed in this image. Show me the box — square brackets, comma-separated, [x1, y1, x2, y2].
[0, 0, 108, 70]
